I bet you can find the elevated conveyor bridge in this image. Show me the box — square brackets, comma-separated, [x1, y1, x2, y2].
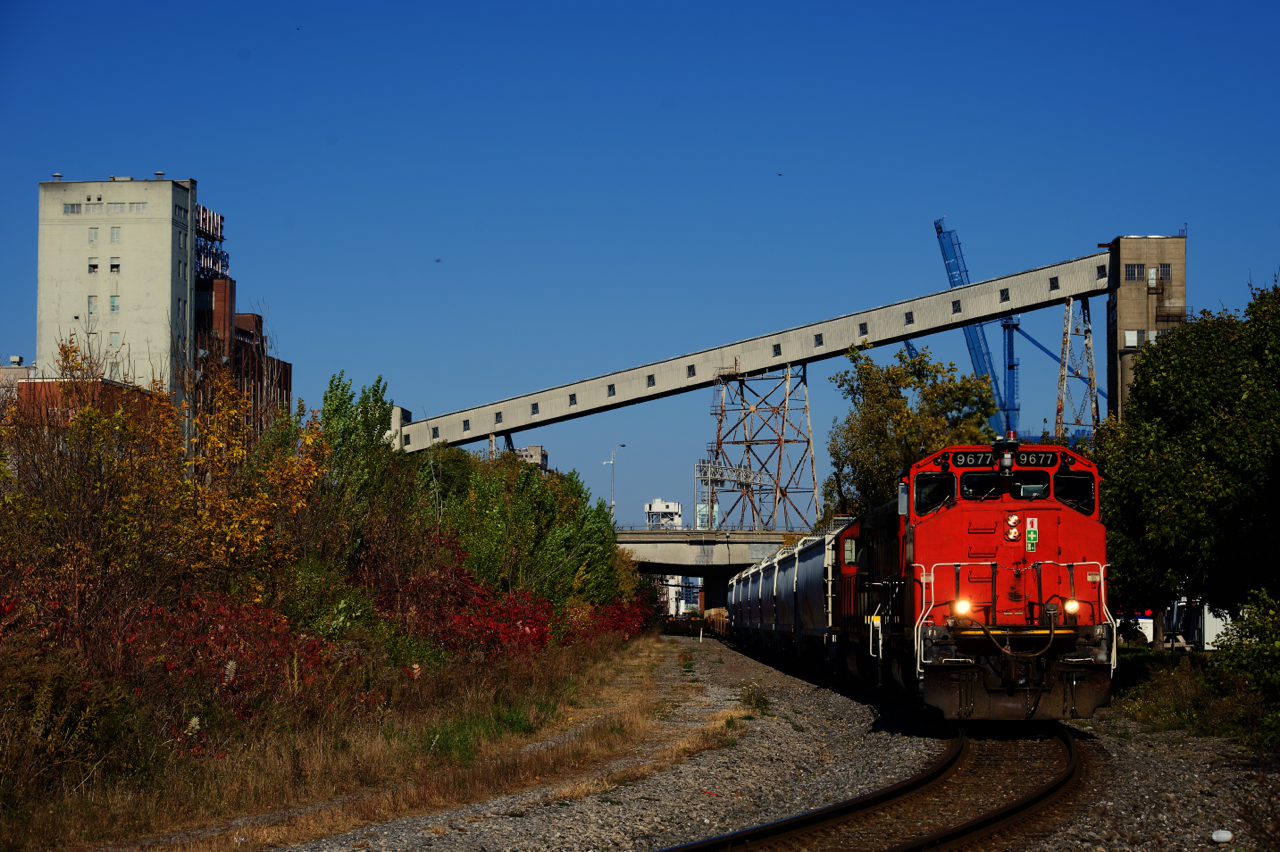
[397, 252, 1110, 450]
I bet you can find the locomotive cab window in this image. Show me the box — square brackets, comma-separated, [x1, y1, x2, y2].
[914, 473, 954, 515]
[1009, 470, 1050, 500]
[1054, 470, 1096, 514]
[960, 471, 1001, 501]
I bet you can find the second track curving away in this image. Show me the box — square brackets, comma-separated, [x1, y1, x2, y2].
[659, 723, 1081, 852]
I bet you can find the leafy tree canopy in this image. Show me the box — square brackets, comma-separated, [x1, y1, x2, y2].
[1095, 279, 1280, 614]
[821, 345, 996, 520]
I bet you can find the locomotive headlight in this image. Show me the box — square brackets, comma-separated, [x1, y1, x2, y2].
[954, 599, 971, 615]
[1006, 514, 1021, 527]
[1064, 599, 1081, 615]
[1004, 526, 1021, 541]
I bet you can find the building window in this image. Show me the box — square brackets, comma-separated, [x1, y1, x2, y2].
[179, 232, 186, 249]
[999, 288, 1010, 303]
[607, 384, 616, 397]
[1124, 329, 1138, 348]
[1049, 276, 1059, 291]
[110, 295, 119, 313]
[1160, 263, 1171, 281]
[87, 295, 97, 315]
[494, 412, 503, 425]
[84, 203, 103, 214]
[64, 203, 81, 214]
[107, 202, 126, 213]
[904, 311, 914, 325]
[531, 402, 539, 415]
[88, 259, 98, 274]
[1097, 264, 1107, 279]
[951, 300, 961, 314]
[110, 259, 120, 273]
[175, 205, 188, 220]
[431, 426, 439, 439]
[569, 393, 577, 406]
[462, 419, 471, 432]
[403, 433, 411, 446]
[646, 374, 655, 388]
[772, 343, 781, 357]
[858, 322, 868, 336]
[109, 332, 120, 347]
[88, 227, 98, 244]
[111, 227, 120, 244]
[814, 333, 824, 347]
[1124, 263, 1145, 282]
[128, 202, 147, 213]
[687, 365, 696, 378]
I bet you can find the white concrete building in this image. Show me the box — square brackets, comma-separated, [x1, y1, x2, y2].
[644, 498, 682, 530]
[37, 174, 197, 388]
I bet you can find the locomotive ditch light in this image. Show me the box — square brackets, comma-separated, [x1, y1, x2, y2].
[953, 599, 971, 615]
[1006, 513, 1021, 527]
[1064, 599, 1081, 615]
[1004, 526, 1021, 541]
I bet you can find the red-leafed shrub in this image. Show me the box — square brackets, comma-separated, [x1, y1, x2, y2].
[122, 594, 330, 722]
[560, 595, 655, 645]
[391, 565, 554, 659]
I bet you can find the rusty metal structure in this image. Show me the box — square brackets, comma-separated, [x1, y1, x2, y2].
[695, 360, 817, 531]
[1054, 296, 1100, 437]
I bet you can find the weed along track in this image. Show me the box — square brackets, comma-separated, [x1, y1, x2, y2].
[659, 723, 1081, 852]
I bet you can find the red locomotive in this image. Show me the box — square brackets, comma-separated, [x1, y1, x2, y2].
[726, 434, 1114, 720]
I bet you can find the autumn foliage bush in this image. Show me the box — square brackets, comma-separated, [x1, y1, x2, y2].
[0, 346, 654, 842]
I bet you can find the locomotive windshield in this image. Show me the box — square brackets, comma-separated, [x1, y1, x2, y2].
[1054, 470, 1096, 514]
[914, 472, 954, 515]
[958, 470, 1051, 501]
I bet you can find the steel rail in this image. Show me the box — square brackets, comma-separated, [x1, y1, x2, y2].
[657, 724, 1081, 852]
[655, 733, 967, 852]
[883, 724, 1081, 852]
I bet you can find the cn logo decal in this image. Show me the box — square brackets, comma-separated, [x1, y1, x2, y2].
[1026, 517, 1039, 552]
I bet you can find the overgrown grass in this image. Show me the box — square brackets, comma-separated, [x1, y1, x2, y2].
[740, 681, 770, 716]
[1, 633, 662, 852]
[1112, 648, 1280, 752]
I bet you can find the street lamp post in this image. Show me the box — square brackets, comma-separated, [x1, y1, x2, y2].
[603, 444, 625, 520]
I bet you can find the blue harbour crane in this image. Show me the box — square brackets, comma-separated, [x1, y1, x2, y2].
[931, 218, 1107, 440]
[933, 219, 1016, 435]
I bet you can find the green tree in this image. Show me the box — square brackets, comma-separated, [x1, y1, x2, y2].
[821, 345, 996, 520]
[440, 453, 622, 606]
[1095, 279, 1280, 616]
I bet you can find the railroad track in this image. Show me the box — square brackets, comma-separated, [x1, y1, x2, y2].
[659, 723, 1081, 852]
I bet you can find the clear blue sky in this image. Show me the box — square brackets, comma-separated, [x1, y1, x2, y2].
[3, 1, 1277, 526]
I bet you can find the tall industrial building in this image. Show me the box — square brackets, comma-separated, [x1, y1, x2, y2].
[38, 175, 200, 387]
[36, 174, 289, 410]
[1103, 235, 1189, 419]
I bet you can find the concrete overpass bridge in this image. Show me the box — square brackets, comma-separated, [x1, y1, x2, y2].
[614, 528, 788, 609]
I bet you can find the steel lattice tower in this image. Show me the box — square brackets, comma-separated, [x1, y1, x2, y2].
[1054, 296, 1101, 438]
[695, 362, 818, 531]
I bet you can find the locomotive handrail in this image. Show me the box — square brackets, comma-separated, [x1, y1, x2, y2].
[1020, 559, 1115, 671]
[912, 561, 1004, 677]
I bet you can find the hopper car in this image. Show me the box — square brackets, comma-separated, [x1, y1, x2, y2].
[725, 434, 1115, 720]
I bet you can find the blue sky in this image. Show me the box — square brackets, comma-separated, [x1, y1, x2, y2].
[2, 1, 1277, 526]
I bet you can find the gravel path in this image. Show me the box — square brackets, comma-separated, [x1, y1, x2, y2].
[283, 638, 1277, 852]
[283, 636, 946, 852]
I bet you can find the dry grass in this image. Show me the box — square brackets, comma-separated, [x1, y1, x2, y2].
[8, 635, 673, 852]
